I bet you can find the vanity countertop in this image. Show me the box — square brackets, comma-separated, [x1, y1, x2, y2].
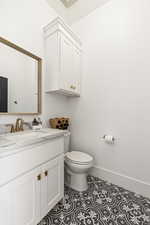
[0, 128, 68, 158]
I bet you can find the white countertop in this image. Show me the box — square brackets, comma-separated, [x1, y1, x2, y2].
[0, 128, 68, 158]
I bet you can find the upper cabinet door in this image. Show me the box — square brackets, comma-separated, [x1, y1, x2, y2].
[60, 35, 73, 92]
[0, 167, 41, 225]
[40, 155, 64, 218]
[72, 46, 82, 95]
[60, 34, 81, 96]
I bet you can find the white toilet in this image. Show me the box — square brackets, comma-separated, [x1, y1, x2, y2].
[64, 133, 94, 192]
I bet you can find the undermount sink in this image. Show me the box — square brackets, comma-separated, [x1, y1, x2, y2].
[0, 130, 49, 149]
[0, 137, 16, 148]
[0, 129, 67, 151]
[7, 130, 47, 140]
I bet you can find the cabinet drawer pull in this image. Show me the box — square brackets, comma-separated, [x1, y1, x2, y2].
[37, 174, 41, 181]
[70, 85, 76, 90]
[45, 170, 48, 177]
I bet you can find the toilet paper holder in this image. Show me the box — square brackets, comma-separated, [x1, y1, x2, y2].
[101, 135, 115, 143]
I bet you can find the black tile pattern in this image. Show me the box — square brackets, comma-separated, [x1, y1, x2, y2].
[39, 176, 150, 225]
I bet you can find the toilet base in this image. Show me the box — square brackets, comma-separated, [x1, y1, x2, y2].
[65, 167, 88, 192]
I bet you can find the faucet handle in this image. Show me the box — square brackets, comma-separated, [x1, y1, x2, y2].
[5, 123, 15, 133]
[10, 124, 15, 133]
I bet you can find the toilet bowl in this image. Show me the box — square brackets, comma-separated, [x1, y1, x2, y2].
[65, 151, 94, 191]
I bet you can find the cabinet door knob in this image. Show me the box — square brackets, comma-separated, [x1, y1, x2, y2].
[37, 174, 41, 181]
[44, 170, 48, 177]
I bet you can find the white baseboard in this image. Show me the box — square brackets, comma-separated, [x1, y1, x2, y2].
[89, 166, 150, 198]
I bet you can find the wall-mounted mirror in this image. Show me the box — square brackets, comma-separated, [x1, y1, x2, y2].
[0, 37, 42, 115]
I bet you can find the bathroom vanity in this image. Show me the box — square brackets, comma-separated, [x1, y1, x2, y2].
[0, 129, 66, 225]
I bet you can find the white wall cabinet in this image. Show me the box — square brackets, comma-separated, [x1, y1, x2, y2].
[44, 17, 82, 97]
[0, 136, 64, 225]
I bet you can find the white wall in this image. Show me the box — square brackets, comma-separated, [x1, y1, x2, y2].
[0, 0, 69, 126]
[70, 0, 150, 196]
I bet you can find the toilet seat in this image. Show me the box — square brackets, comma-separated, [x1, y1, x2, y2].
[65, 151, 93, 165]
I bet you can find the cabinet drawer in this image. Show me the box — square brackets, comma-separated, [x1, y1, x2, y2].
[0, 137, 64, 187]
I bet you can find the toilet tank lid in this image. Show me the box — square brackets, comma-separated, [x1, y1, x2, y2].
[66, 151, 93, 163]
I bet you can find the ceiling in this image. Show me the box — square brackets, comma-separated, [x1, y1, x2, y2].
[46, 0, 111, 24]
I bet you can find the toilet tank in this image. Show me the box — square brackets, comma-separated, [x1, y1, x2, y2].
[64, 132, 71, 153]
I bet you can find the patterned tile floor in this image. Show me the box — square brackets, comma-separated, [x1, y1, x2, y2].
[39, 176, 150, 225]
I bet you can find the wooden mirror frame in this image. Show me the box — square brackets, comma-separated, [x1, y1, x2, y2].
[0, 37, 42, 115]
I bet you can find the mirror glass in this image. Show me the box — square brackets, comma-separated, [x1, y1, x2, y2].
[0, 38, 41, 114]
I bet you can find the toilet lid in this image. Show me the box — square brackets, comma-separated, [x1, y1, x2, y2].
[65, 151, 93, 164]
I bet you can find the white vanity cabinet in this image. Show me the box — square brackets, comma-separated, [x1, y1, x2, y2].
[0, 166, 41, 225]
[40, 155, 64, 219]
[0, 132, 65, 225]
[44, 17, 82, 97]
